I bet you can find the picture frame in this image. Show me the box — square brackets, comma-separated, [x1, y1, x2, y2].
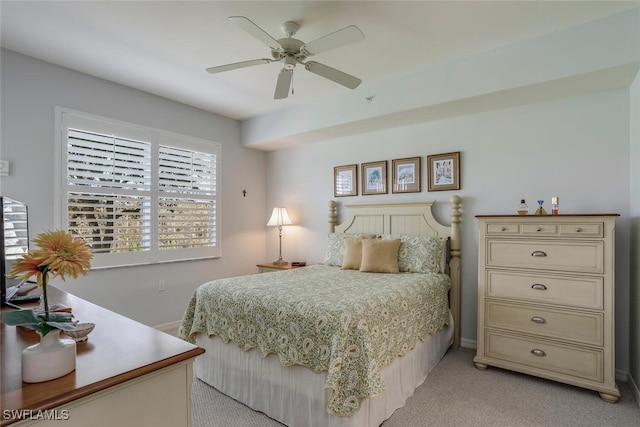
[334, 164, 358, 197]
[361, 161, 388, 195]
[427, 151, 461, 191]
[392, 157, 421, 193]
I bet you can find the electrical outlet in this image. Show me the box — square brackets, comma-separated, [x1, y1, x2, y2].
[0, 160, 9, 176]
[158, 280, 166, 292]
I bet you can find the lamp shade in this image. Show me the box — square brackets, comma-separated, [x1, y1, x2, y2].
[267, 207, 292, 227]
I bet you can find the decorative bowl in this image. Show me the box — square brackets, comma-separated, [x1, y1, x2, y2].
[63, 322, 95, 342]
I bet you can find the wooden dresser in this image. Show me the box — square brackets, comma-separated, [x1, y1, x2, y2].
[1, 287, 204, 426]
[474, 214, 619, 403]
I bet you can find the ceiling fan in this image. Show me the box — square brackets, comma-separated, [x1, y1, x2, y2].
[206, 16, 365, 99]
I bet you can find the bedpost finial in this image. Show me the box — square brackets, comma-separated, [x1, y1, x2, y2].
[450, 195, 461, 224]
[329, 200, 337, 233]
[449, 195, 461, 253]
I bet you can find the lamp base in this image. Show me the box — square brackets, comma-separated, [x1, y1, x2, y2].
[273, 260, 289, 265]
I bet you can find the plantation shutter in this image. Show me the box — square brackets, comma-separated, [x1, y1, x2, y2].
[158, 146, 217, 250]
[58, 109, 221, 268]
[66, 129, 152, 254]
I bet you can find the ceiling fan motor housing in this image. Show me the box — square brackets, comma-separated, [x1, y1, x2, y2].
[272, 38, 307, 66]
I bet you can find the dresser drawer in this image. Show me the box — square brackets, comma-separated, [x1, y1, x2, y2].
[486, 223, 520, 235]
[521, 223, 557, 235]
[486, 240, 604, 273]
[484, 331, 603, 382]
[485, 300, 603, 346]
[558, 223, 603, 237]
[486, 270, 604, 309]
[484, 222, 605, 238]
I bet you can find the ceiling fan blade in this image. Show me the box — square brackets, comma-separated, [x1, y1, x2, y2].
[302, 25, 364, 56]
[304, 61, 361, 89]
[274, 69, 293, 99]
[228, 16, 282, 51]
[206, 58, 273, 74]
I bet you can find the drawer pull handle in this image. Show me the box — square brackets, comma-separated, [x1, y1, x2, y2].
[531, 316, 546, 324]
[531, 250, 547, 257]
[501, 227, 507, 231]
[530, 349, 546, 357]
[536, 227, 542, 232]
[531, 284, 547, 291]
[575, 227, 582, 232]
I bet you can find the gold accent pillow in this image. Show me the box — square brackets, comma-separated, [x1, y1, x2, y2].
[323, 233, 377, 267]
[359, 239, 401, 273]
[342, 238, 365, 270]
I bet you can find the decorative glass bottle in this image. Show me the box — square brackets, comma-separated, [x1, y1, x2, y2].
[552, 197, 560, 215]
[517, 199, 529, 216]
[534, 200, 547, 215]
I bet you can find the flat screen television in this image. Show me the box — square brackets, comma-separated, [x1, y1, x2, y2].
[1, 196, 31, 307]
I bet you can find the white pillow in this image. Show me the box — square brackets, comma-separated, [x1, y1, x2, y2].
[380, 234, 447, 274]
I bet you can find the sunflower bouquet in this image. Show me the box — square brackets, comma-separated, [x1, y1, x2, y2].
[2, 230, 93, 336]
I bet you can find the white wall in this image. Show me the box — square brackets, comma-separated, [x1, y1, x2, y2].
[0, 49, 268, 326]
[266, 88, 632, 372]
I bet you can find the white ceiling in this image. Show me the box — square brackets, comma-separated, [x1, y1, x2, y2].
[2, 1, 638, 121]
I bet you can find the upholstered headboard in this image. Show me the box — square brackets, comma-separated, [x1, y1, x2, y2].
[328, 196, 462, 347]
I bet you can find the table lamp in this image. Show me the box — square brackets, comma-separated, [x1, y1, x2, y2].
[266, 207, 292, 265]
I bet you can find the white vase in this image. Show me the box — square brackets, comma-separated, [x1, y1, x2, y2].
[22, 329, 77, 383]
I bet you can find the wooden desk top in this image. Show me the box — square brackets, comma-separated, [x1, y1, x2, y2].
[1, 287, 204, 426]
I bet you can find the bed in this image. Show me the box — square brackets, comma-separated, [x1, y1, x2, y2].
[179, 196, 461, 427]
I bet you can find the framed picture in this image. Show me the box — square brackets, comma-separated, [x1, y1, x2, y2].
[392, 157, 421, 193]
[361, 161, 387, 195]
[334, 164, 357, 197]
[427, 151, 461, 192]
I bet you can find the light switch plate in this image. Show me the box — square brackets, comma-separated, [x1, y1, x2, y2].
[0, 160, 9, 176]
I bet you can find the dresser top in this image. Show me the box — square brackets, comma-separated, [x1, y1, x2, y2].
[475, 214, 619, 218]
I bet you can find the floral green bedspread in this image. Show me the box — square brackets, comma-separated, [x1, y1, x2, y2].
[178, 264, 450, 416]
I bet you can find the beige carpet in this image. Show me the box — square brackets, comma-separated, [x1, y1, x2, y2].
[191, 347, 640, 427]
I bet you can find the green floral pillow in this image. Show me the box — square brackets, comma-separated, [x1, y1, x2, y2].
[323, 233, 377, 267]
[380, 234, 447, 274]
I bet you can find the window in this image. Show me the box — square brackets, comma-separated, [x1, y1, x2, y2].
[56, 109, 221, 268]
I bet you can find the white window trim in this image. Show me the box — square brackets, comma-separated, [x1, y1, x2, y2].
[54, 107, 221, 269]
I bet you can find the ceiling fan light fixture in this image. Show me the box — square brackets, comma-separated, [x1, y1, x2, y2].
[283, 55, 297, 70]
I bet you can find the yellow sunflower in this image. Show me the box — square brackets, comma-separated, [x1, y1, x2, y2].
[7, 249, 48, 285]
[31, 230, 93, 280]
[8, 230, 93, 285]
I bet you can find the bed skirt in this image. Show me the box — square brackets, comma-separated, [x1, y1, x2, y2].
[194, 312, 454, 427]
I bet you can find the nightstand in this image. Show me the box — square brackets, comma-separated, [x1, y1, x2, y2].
[256, 263, 303, 273]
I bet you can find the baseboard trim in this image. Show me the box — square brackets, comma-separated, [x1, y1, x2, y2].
[460, 338, 477, 349]
[155, 320, 181, 337]
[628, 372, 640, 408]
[616, 368, 628, 382]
